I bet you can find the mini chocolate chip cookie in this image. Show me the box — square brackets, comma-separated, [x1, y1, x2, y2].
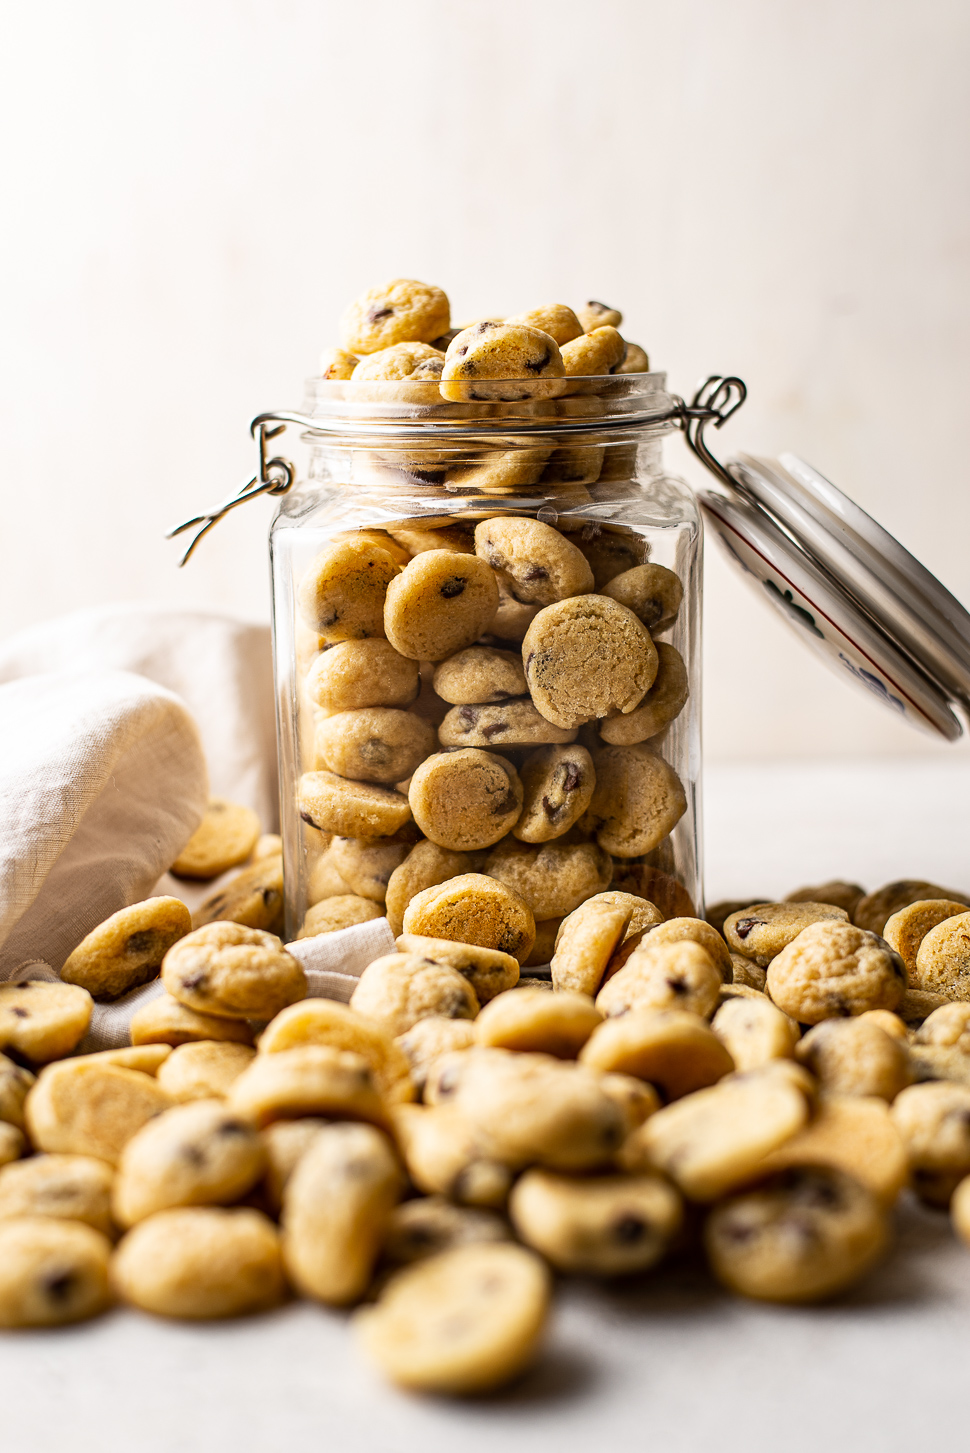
[113, 1100, 264, 1226]
[384, 550, 499, 661]
[298, 771, 413, 838]
[766, 921, 907, 1022]
[129, 994, 255, 1048]
[490, 584, 541, 642]
[601, 563, 683, 632]
[585, 744, 687, 858]
[523, 596, 658, 729]
[258, 998, 414, 1104]
[510, 1168, 681, 1276]
[0, 1054, 34, 1131]
[710, 996, 799, 1073]
[560, 326, 626, 376]
[550, 897, 632, 996]
[351, 342, 445, 381]
[228, 1045, 389, 1129]
[513, 744, 596, 843]
[473, 519, 594, 606]
[349, 954, 479, 1037]
[112, 1206, 283, 1319]
[615, 342, 650, 374]
[432, 646, 527, 704]
[883, 899, 970, 977]
[401, 873, 536, 962]
[618, 917, 732, 983]
[26, 1060, 172, 1164]
[326, 836, 410, 903]
[162, 923, 306, 1022]
[394, 936, 520, 1004]
[191, 854, 285, 935]
[0, 1218, 111, 1327]
[795, 1017, 912, 1101]
[0, 981, 92, 1065]
[598, 643, 689, 746]
[504, 304, 584, 345]
[60, 897, 192, 1001]
[408, 749, 522, 851]
[155, 1041, 256, 1102]
[892, 1080, 970, 1204]
[486, 837, 613, 921]
[383, 1195, 510, 1265]
[0, 1156, 114, 1237]
[171, 800, 262, 880]
[394, 1018, 479, 1095]
[596, 940, 722, 1020]
[384, 841, 476, 937]
[724, 902, 850, 967]
[298, 537, 401, 640]
[319, 347, 358, 379]
[786, 880, 867, 919]
[316, 708, 435, 785]
[577, 300, 623, 331]
[913, 912, 970, 1000]
[440, 322, 565, 402]
[564, 522, 647, 589]
[438, 699, 578, 748]
[475, 988, 602, 1059]
[582, 1009, 733, 1101]
[305, 639, 420, 712]
[341, 279, 450, 355]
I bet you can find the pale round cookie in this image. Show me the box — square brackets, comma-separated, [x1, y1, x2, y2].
[883, 899, 970, 978]
[155, 1041, 257, 1103]
[297, 537, 400, 640]
[523, 596, 657, 729]
[504, 304, 583, 345]
[551, 897, 632, 996]
[582, 1009, 733, 1102]
[913, 912, 970, 1000]
[130, 994, 255, 1048]
[383, 1195, 509, 1265]
[395, 935, 519, 1004]
[351, 342, 445, 381]
[766, 922, 907, 1022]
[724, 901, 851, 967]
[282, 1121, 403, 1305]
[440, 322, 565, 403]
[615, 342, 650, 374]
[319, 346, 358, 380]
[305, 639, 420, 713]
[510, 1168, 681, 1276]
[328, 836, 410, 903]
[491, 584, 541, 642]
[0, 1155, 115, 1236]
[402, 873, 536, 962]
[705, 1165, 889, 1302]
[620, 917, 732, 984]
[438, 698, 578, 748]
[710, 996, 800, 1073]
[0, 1218, 111, 1327]
[560, 325, 626, 376]
[316, 707, 434, 785]
[513, 745, 596, 844]
[113, 1100, 264, 1226]
[485, 838, 612, 921]
[915, 1002, 970, 1050]
[394, 1018, 479, 1096]
[786, 880, 866, 918]
[298, 771, 413, 838]
[260, 1119, 328, 1213]
[577, 300, 622, 331]
[60, 897, 192, 1001]
[355, 1242, 550, 1394]
[393, 1102, 513, 1207]
[473, 519, 594, 606]
[447, 443, 555, 495]
[600, 563, 683, 632]
[595, 940, 721, 1020]
[26, 1060, 172, 1165]
[191, 854, 284, 935]
[112, 1206, 283, 1318]
[475, 988, 602, 1058]
[385, 840, 475, 936]
[753, 1093, 907, 1205]
[891, 1080, 970, 1205]
[433, 645, 527, 704]
[854, 879, 966, 936]
[258, 999, 414, 1104]
[341, 279, 450, 355]
[794, 1017, 911, 1100]
[0, 1054, 34, 1131]
[162, 923, 305, 1022]
[228, 1045, 389, 1129]
[170, 800, 261, 880]
[0, 981, 92, 1064]
[384, 551, 499, 661]
[349, 954, 479, 1037]
[306, 847, 352, 905]
[598, 643, 689, 746]
[584, 744, 687, 857]
[408, 750, 522, 851]
[634, 1066, 811, 1201]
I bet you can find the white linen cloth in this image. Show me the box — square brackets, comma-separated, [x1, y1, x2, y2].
[0, 669, 207, 978]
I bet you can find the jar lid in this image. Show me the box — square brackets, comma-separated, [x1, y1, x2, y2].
[700, 454, 970, 741]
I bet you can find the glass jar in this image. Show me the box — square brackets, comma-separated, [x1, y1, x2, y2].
[269, 372, 703, 954]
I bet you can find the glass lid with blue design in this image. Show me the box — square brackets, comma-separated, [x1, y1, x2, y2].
[684, 378, 970, 742]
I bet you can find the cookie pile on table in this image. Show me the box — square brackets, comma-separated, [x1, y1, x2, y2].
[4, 819, 970, 1398]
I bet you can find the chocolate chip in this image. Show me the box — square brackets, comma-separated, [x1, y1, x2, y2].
[587, 300, 608, 312]
[317, 607, 339, 628]
[10, 1008, 28, 1019]
[476, 321, 499, 333]
[440, 577, 467, 599]
[733, 917, 765, 941]
[523, 565, 549, 581]
[612, 1214, 646, 1244]
[43, 1271, 77, 1303]
[481, 722, 507, 740]
[360, 737, 392, 765]
[456, 345, 469, 357]
[125, 930, 157, 957]
[180, 971, 207, 991]
[665, 976, 689, 996]
[367, 306, 394, 324]
[560, 763, 582, 793]
[181, 1144, 206, 1168]
[458, 707, 479, 728]
[300, 811, 320, 828]
[491, 790, 519, 816]
[525, 349, 551, 374]
[216, 1119, 250, 1136]
[541, 794, 562, 821]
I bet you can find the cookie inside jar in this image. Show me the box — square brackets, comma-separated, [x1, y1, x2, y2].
[271, 282, 700, 957]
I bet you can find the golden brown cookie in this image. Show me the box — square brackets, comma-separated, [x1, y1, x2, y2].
[341, 279, 450, 355]
[316, 708, 435, 785]
[551, 896, 632, 996]
[913, 912, 970, 1001]
[728, 952, 767, 991]
[155, 1041, 256, 1102]
[326, 836, 410, 904]
[891, 1080, 970, 1204]
[585, 745, 687, 857]
[0, 1218, 111, 1327]
[384, 841, 475, 937]
[112, 1099, 264, 1226]
[504, 304, 583, 345]
[560, 326, 626, 376]
[440, 322, 565, 403]
[394, 935, 520, 1004]
[523, 596, 658, 730]
[710, 996, 800, 1073]
[170, 800, 261, 880]
[392, 1102, 512, 1207]
[298, 771, 412, 839]
[0, 981, 92, 1064]
[596, 940, 721, 1020]
[786, 880, 866, 918]
[383, 1195, 509, 1265]
[577, 300, 623, 331]
[614, 342, 650, 374]
[228, 1045, 389, 1129]
[0, 1054, 34, 1131]
[854, 879, 967, 936]
[191, 854, 284, 935]
[60, 897, 192, 1000]
[617, 917, 731, 983]
[767, 921, 907, 1022]
[402, 873, 536, 963]
[432, 645, 527, 704]
[305, 638, 420, 713]
[394, 1018, 479, 1095]
[258, 998, 414, 1103]
[598, 643, 689, 746]
[408, 750, 522, 851]
[112, 1206, 283, 1318]
[475, 988, 602, 1059]
[754, 1093, 907, 1205]
[795, 1017, 912, 1101]
[297, 537, 400, 640]
[384, 551, 499, 661]
[162, 923, 306, 1021]
[601, 563, 683, 632]
[884, 899, 970, 978]
[349, 954, 479, 1037]
[510, 1168, 681, 1275]
[26, 1060, 172, 1165]
[0, 1155, 114, 1236]
[581, 1009, 731, 1102]
[473, 519, 593, 606]
[438, 698, 577, 748]
[351, 342, 445, 381]
[513, 744, 596, 844]
[485, 838, 613, 921]
[319, 347, 358, 380]
[130, 993, 255, 1048]
[724, 902, 850, 966]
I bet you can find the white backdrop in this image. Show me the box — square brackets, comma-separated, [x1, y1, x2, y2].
[2, 0, 968, 763]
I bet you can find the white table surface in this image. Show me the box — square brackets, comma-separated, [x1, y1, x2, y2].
[7, 755, 970, 1453]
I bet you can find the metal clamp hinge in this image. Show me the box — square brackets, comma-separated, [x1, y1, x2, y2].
[166, 417, 296, 566]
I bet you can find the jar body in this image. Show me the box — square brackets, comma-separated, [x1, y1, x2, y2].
[270, 375, 702, 951]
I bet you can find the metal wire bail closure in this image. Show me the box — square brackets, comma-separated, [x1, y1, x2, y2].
[165, 420, 295, 566]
